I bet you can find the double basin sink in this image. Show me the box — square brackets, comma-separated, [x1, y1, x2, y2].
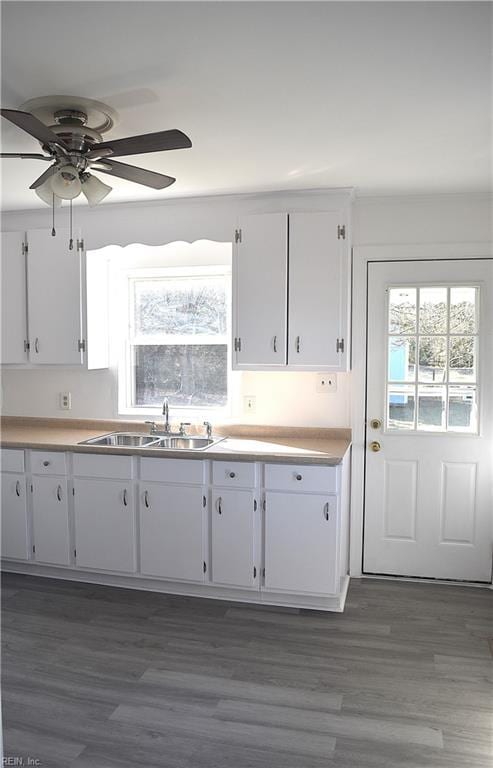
[79, 432, 224, 451]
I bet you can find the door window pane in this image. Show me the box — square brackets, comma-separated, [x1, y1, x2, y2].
[449, 336, 476, 383]
[417, 386, 446, 431]
[389, 288, 416, 334]
[448, 386, 477, 432]
[387, 385, 415, 430]
[419, 287, 447, 334]
[450, 287, 477, 334]
[388, 337, 416, 382]
[418, 336, 446, 383]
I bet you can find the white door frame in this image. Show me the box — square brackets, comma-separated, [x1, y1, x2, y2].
[350, 242, 493, 580]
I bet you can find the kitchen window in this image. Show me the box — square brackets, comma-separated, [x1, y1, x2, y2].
[120, 264, 231, 415]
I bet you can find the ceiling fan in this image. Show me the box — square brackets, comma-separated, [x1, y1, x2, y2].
[0, 95, 192, 207]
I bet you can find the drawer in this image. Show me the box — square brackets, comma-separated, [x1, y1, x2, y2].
[140, 457, 205, 485]
[73, 452, 133, 480]
[212, 461, 257, 488]
[265, 463, 339, 494]
[31, 451, 67, 476]
[1, 449, 25, 473]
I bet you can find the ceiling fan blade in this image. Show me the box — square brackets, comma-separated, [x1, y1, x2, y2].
[1, 108, 67, 149]
[29, 164, 57, 190]
[95, 129, 191, 158]
[1, 152, 53, 160]
[94, 159, 175, 189]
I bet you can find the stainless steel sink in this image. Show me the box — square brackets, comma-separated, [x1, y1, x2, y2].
[80, 432, 160, 447]
[152, 436, 222, 450]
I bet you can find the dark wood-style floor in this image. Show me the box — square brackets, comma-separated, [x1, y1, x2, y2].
[1, 573, 492, 768]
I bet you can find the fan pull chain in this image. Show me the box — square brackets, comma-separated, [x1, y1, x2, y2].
[69, 199, 73, 250]
[51, 194, 56, 237]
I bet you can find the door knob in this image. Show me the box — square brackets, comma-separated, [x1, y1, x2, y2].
[369, 441, 381, 452]
[370, 418, 382, 429]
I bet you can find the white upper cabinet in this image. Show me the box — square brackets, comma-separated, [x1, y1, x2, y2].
[288, 212, 347, 369]
[232, 204, 351, 371]
[1, 232, 28, 364]
[27, 228, 83, 365]
[233, 213, 288, 367]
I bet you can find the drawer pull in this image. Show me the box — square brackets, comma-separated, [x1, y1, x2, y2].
[123, 489, 128, 507]
[217, 496, 223, 515]
[144, 490, 150, 508]
[229, 471, 236, 479]
[295, 474, 303, 481]
[15, 480, 21, 497]
[323, 502, 330, 521]
[273, 335, 277, 353]
[43, 460, 50, 467]
[56, 484, 62, 502]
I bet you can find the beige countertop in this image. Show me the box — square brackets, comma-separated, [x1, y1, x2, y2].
[0, 418, 351, 466]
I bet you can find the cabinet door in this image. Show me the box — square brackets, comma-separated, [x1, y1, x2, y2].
[288, 212, 346, 369]
[74, 478, 135, 573]
[211, 489, 258, 588]
[264, 492, 338, 594]
[27, 228, 83, 365]
[1, 473, 28, 560]
[1, 232, 27, 364]
[234, 213, 287, 367]
[140, 483, 205, 582]
[32, 476, 70, 565]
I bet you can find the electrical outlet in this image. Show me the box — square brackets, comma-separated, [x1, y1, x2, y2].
[316, 374, 337, 393]
[59, 392, 72, 410]
[243, 395, 256, 414]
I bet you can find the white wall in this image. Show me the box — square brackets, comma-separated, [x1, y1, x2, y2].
[1, 191, 490, 427]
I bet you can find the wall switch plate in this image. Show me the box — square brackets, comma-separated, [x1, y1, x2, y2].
[59, 392, 72, 410]
[243, 395, 256, 414]
[316, 374, 337, 393]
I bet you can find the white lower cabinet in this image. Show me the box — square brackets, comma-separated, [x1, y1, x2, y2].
[1, 472, 29, 560]
[211, 489, 258, 588]
[264, 492, 338, 595]
[73, 478, 136, 573]
[140, 483, 206, 582]
[32, 476, 70, 566]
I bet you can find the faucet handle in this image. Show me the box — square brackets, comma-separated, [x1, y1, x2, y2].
[203, 421, 213, 439]
[145, 420, 157, 434]
[179, 422, 191, 436]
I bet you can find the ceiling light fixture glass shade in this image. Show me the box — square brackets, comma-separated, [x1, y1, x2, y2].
[51, 164, 81, 200]
[35, 178, 62, 207]
[80, 173, 112, 206]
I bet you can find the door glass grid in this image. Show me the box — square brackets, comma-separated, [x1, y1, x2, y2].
[386, 285, 479, 433]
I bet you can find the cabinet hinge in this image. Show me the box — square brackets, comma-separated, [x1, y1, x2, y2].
[30, 484, 33, 493]
[32, 545, 35, 554]
[337, 224, 346, 240]
[77, 239, 85, 252]
[234, 228, 242, 244]
[253, 499, 257, 512]
[262, 499, 266, 511]
[234, 337, 242, 352]
[23, 340, 30, 353]
[22, 242, 28, 255]
[72, 487, 75, 496]
[203, 561, 207, 573]
[336, 338, 344, 354]
[78, 339, 86, 353]
[202, 495, 207, 508]
[74, 548, 77, 558]
[253, 566, 257, 579]
[262, 567, 265, 578]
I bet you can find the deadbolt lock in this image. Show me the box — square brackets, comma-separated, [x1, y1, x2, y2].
[370, 418, 382, 429]
[370, 441, 381, 452]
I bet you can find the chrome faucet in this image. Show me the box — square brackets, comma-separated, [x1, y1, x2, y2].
[203, 421, 213, 440]
[162, 397, 170, 434]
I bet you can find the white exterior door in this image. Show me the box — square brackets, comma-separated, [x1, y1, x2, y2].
[211, 489, 257, 588]
[74, 478, 135, 572]
[140, 483, 205, 582]
[234, 213, 287, 367]
[1, 473, 29, 560]
[364, 259, 493, 582]
[32, 476, 70, 566]
[27, 228, 83, 365]
[1, 232, 27, 364]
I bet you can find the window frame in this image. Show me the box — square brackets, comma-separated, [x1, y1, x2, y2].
[118, 264, 232, 419]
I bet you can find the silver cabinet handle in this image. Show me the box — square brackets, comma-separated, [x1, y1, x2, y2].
[323, 502, 330, 521]
[34, 337, 39, 353]
[123, 489, 128, 507]
[56, 484, 62, 502]
[295, 336, 300, 353]
[273, 335, 277, 353]
[144, 490, 150, 508]
[15, 480, 21, 497]
[216, 496, 223, 515]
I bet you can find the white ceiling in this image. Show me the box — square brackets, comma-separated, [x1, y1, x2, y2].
[1, 1, 491, 211]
